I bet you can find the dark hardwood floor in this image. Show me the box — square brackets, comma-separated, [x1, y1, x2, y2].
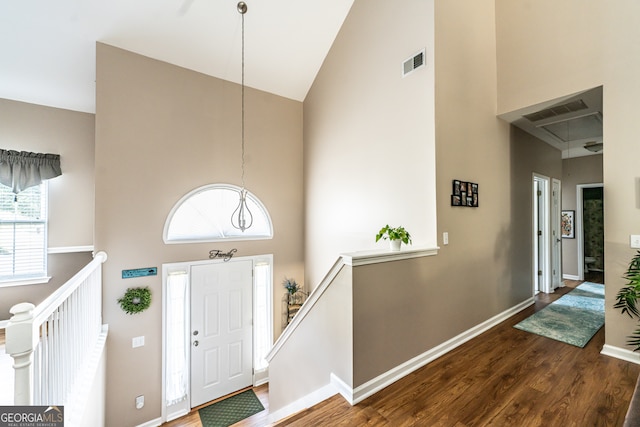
[165, 277, 640, 427]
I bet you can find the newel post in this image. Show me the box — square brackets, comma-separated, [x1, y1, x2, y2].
[6, 302, 37, 405]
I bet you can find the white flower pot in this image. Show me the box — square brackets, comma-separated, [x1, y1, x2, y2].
[390, 240, 402, 251]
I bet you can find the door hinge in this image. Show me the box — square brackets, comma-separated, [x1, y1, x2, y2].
[537, 190, 542, 196]
[538, 270, 542, 276]
[538, 230, 542, 236]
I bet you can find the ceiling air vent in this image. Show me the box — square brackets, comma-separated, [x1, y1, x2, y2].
[523, 99, 589, 122]
[403, 49, 425, 77]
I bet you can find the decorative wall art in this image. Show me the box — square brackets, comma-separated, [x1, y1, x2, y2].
[451, 179, 479, 207]
[561, 210, 575, 239]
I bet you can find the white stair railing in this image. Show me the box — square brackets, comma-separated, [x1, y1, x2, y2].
[5, 251, 108, 406]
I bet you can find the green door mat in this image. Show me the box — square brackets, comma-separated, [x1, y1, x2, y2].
[198, 389, 265, 427]
[514, 282, 604, 348]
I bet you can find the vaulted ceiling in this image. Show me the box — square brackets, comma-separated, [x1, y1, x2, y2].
[0, 0, 354, 113]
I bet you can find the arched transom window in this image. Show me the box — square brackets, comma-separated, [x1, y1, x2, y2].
[164, 184, 273, 243]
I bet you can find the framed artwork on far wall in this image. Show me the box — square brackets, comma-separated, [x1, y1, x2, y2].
[561, 210, 575, 239]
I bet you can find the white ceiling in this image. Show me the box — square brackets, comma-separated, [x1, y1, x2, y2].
[0, 0, 355, 113]
[499, 86, 603, 159]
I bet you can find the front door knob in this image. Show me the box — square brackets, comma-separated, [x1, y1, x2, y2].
[193, 340, 199, 347]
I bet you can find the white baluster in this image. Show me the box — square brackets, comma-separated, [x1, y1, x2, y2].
[6, 302, 37, 405]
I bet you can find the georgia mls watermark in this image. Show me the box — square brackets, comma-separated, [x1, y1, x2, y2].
[0, 406, 63, 427]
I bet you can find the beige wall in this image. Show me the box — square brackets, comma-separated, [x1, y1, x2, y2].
[508, 126, 562, 292]
[495, 0, 604, 116]
[0, 99, 95, 248]
[95, 43, 303, 426]
[561, 154, 604, 277]
[496, 0, 640, 351]
[351, 120, 562, 387]
[303, 0, 555, 388]
[303, 0, 437, 290]
[268, 266, 353, 412]
[602, 1, 640, 350]
[0, 252, 93, 319]
[433, 0, 522, 320]
[0, 99, 95, 319]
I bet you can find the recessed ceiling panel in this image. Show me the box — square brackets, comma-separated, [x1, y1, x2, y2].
[540, 113, 603, 142]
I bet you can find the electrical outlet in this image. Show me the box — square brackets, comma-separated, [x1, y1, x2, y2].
[132, 336, 145, 348]
[136, 395, 144, 409]
[631, 235, 640, 249]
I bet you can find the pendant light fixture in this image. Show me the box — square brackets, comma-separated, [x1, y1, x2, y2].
[231, 1, 254, 232]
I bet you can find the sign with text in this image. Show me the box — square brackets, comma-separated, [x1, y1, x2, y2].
[0, 406, 64, 427]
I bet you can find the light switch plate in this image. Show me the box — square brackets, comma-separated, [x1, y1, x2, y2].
[132, 336, 145, 348]
[631, 235, 640, 249]
[443, 232, 449, 245]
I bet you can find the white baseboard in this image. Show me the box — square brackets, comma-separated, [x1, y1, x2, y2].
[135, 417, 162, 427]
[352, 297, 534, 404]
[267, 297, 536, 424]
[331, 373, 353, 404]
[267, 383, 337, 424]
[601, 344, 640, 364]
[563, 274, 580, 280]
[254, 368, 269, 387]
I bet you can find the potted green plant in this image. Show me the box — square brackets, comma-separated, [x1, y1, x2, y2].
[375, 225, 412, 251]
[282, 277, 299, 295]
[614, 250, 640, 350]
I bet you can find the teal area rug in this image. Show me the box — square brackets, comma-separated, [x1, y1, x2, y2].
[514, 282, 604, 348]
[198, 389, 265, 427]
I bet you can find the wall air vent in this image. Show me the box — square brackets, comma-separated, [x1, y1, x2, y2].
[523, 99, 589, 122]
[402, 49, 425, 77]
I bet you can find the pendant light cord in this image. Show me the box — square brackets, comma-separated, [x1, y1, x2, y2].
[231, 2, 253, 232]
[240, 2, 246, 189]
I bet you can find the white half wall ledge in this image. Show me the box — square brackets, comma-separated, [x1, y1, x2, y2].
[601, 344, 640, 365]
[341, 246, 439, 266]
[47, 246, 95, 254]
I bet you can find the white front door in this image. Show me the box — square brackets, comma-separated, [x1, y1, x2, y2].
[190, 260, 253, 408]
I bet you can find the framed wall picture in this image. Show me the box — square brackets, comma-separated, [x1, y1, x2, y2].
[451, 179, 478, 207]
[561, 210, 575, 238]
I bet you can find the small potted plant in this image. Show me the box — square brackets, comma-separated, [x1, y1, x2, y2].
[283, 277, 299, 295]
[375, 225, 412, 251]
[282, 277, 305, 321]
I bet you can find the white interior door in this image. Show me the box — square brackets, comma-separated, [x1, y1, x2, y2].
[536, 180, 542, 292]
[533, 174, 551, 294]
[190, 260, 253, 408]
[551, 178, 562, 289]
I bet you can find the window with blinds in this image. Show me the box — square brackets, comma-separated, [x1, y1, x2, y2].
[0, 182, 47, 281]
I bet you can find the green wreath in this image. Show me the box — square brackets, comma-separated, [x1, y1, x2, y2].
[118, 287, 152, 315]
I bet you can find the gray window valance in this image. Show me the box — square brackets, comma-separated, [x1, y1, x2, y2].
[0, 149, 62, 194]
